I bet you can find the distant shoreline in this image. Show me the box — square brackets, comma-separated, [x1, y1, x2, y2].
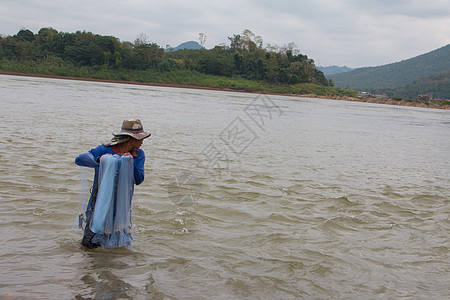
[1, 71, 449, 110]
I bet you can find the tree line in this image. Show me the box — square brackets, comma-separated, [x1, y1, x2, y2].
[0, 28, 331, 86]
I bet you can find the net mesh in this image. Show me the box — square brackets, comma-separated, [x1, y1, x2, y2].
[90, 154, 134, 248]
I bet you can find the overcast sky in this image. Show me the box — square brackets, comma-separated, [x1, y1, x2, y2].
[1, 0, 449, 68]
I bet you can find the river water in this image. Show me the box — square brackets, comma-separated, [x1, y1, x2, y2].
[0, 74, 448, 299]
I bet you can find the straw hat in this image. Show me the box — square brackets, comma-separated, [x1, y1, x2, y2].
[113, 118, 151, 140]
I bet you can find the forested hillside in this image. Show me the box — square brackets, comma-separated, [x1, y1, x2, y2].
[385, 70, 450, 99]
[318, 65, 353, 76]
[328, 44, 450, 90]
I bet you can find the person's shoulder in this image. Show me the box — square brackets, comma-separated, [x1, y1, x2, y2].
[90, 144, 113, 156]
[135, 148, 145, 158]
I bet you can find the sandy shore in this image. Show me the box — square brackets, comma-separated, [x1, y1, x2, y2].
[1, 71, 449, 110]
[296, 93, 450, 110]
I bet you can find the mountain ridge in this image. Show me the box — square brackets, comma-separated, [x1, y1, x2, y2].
[172, 41, 202, 51]
[318, 65, 353, 76]
[328, 44, 450, 90]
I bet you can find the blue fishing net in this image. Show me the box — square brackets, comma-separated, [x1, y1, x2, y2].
[91, 154, 134, 248]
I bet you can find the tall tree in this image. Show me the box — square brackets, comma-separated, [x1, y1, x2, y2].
[198, 32, 207, 48]
[16, 29, 34, 42]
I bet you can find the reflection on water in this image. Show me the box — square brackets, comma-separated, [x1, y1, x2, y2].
[76, 249, 157, 299]
[0, 74, 449, 299]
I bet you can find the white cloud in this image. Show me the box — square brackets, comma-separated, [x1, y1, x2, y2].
[0, 0, 449, 67]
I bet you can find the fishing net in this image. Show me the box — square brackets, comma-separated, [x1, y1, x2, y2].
[73, 152, 98, 231]
[90, 154, 134, 248]
[73, 166, 90, 230]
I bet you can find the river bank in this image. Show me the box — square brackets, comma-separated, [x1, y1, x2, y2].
[1, 71, 449, 110]
[298, 93, 450, 110]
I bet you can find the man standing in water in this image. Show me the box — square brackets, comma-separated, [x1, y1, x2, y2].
[75, 119, 151, 249]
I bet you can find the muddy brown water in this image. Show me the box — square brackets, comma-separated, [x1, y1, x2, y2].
[0, 74, 449, 299]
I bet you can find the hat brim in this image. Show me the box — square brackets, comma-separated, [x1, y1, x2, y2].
[105, 135, 131, 146]
[113, 130, 151, 140]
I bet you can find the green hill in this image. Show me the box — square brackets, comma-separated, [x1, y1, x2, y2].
[385, 70, 450, 99]
[328, 44, 450, 90]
